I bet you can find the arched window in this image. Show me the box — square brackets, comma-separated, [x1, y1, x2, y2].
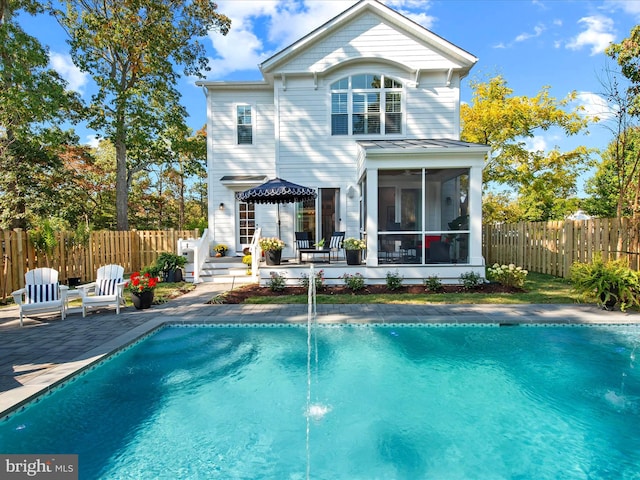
[331, 74, 403, 136]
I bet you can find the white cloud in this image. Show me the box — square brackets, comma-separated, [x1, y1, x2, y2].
[387, 0, 436, 28]
[49, 52, 88, 93]
[575, 91, 618, 122]
[84, 134, 101, 148]
[208, 1, 351, 78]
[515, 24, 545, 43]
[566, 16, 615, 56]
[605, 0, 640, 18]
[207, 0, 435, 79]
[525, 135, 548, 152]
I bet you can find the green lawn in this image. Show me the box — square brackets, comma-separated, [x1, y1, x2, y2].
[242, 272, 581, 305]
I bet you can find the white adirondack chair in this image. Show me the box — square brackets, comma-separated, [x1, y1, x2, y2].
[77, 264, 126, 317]
[12, 268, 69, 327]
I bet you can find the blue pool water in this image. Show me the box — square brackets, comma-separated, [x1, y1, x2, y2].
[1, 324, 640, 479]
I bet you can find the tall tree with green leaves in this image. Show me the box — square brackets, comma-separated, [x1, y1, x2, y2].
[607, 25, 640, 116]
[596, 27, 640, 221]
[0, 0, 84, 229]
[53, 0, 230, 230]
[461, 75, 593, 221]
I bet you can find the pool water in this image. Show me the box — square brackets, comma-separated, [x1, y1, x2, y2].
[1, 324, 640, 479]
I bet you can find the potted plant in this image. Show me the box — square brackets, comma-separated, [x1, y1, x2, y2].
[315, 238, 325, 250]
[343, 237, 366, 265]
[213, 243, 228, 257]
[242, 254, 252, 274]
[259, 237, 285, 265]
[155, 252, 187, 283]
[570, 256, 640, 311]
[125, 271, 159, 309]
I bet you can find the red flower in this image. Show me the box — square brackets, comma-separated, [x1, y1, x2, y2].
[125, 271, 159, 294]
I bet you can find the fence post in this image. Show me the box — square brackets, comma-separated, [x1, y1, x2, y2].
[129, 230, 137, 273]
[563, 220, 573, 278]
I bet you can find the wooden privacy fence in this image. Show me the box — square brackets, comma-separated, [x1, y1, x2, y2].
[0, 229, 200, 302]
[483, 218, 640, 278]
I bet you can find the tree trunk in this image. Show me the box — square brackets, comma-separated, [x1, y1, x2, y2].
[115, 136, 129, 231]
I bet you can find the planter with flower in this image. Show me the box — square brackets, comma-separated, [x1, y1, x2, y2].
[259, 237, 285, 265]
[125, 271, 159, 309]
[343, 237, 366, 265]
[213, 243, 228, 257]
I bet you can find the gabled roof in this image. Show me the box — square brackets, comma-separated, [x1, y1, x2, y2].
[259, 0, 477, 77]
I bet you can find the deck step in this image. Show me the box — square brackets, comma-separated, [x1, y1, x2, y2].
[185, 256, 253, 284]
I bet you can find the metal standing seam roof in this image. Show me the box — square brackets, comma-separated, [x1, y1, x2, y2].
[356, 139, 490, 151]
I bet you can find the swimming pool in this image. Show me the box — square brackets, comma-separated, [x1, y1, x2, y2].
[1, 324, 639, 479]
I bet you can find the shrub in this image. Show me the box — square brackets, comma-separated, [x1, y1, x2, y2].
[423, 275, 443, 292]
[155, 252, 187, 272]
[386, 270, 403, 290]
[342, 272, 365, 292]
[242, 254, 252, 274]
[213, 244, 228, 255]
[259, 237, 285, 251]
[267, 272, 286, 292]
[343, 238, 366, 250]
[459, 271, 482, 290]
[299, 269, 325, 290]
[487, 263, 528, 288]
[570, 256, 640, 311]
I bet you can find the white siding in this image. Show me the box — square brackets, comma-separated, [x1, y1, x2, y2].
[203, 2, 482, 260]
[206, 89, 276, 251]
[282, 12, 462, 74]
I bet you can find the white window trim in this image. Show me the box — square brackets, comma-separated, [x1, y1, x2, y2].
[329, 74, 405, 137]
[236, 103, 254, 145]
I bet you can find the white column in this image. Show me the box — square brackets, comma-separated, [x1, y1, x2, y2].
[468, 164, 484, 265]
[365, 168, 378, 266]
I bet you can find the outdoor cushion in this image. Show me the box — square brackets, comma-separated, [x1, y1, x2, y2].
[26, 282, 60, 304]
[96, 278, 123, 296]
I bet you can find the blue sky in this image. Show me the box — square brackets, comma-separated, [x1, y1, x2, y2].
[18, 0, 640, 191]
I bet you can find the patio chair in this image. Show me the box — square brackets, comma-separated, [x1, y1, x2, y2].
[77, 264, 126, 317]
[427, 241, 451, 264]
[329, 231, 345, 261]
[295, 231, 310, 249]
[12, 267, 69, 327]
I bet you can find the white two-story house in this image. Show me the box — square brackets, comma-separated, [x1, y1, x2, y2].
[196, 0, 489, 283]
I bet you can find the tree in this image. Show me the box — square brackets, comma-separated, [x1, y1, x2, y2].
[0, 0, 84, 229]
[594, 28, 640, 220]
[482, 192, 523, 224]
[607, 25, 640, 116]
[461, 75, 593, 221]
[53, 0, 230, 230]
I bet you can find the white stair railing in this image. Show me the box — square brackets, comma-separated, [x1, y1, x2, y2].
[178, 229, 209, 284]
[250, 228, 262, 278]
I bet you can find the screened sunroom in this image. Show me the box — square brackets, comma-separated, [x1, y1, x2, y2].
[357, 139, 489, 269]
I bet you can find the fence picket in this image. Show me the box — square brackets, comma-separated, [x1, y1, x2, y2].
[0, 229, 199, 302]
[483, 218, 640, 278]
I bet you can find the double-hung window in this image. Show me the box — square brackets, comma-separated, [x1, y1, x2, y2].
[237, 105, 252, 145]
[331, 74, 403, 136]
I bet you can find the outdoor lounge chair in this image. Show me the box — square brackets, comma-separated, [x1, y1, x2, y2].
[12, 267, 69, 327]
[295, 231, 310, 249]
[329, 231, 345, 261]
[77, 264, 125, 317]
[428, 241, 451, 263]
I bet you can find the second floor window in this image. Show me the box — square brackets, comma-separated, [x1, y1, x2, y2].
[331, 74, 403, 136]
[237, 105, 252, 144]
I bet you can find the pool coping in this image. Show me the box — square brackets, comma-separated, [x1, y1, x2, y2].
[2, 304, 640, 420]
